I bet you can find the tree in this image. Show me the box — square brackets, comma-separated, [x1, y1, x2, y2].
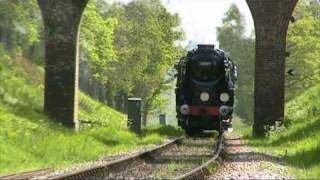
[80, 0, 118, 83]
[217, 4, 255, 123]
[0, 0, 42, 61]
[286, 0, 320, 100]
[105, 0, 184, 124]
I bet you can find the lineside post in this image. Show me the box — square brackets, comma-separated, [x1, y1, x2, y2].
[127, 98, 142, 134]
[159, 114, 166, 126]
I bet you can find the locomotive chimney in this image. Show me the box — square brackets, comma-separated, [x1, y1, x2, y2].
[197, 44, 215, 49]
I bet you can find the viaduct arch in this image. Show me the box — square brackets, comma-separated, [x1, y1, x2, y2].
[37, 0, 298, 135]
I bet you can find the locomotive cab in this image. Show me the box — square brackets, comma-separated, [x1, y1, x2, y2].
[175, 44, 236, 135]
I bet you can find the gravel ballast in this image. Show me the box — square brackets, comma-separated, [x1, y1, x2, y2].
[105, 137, 216, 179]
[208, 134, 294, 179]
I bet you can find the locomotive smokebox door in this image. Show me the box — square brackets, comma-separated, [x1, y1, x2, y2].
[127, 98, 142, 134]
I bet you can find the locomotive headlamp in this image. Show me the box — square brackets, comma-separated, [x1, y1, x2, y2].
[180, 104, 190, 115]
[220, 93, 230, 102]
[200, 92, 210, 102]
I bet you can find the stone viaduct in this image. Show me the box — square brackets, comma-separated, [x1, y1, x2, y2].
[37, 0, 298, 135]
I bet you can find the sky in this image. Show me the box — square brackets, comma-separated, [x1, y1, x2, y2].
[162, 0, 254, 47]
[111, 0, 255, 48]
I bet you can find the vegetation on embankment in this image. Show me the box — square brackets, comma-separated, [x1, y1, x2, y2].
[0, 0, 185, 175]
[0, 0, 184, 127]
[220, 2, 319, 177]
[234, 84, 320, 179]
[217, 0, 320, 125]
[0, 47, 183, 175]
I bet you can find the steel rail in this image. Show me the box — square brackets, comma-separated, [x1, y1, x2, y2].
[0, 168, 53, 180]
[173, 133, 224, 180]
[49, 136, 184, 180]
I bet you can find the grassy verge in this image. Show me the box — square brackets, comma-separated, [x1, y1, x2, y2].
[0, 47, 183, 175]
[233, 85, 320, 179]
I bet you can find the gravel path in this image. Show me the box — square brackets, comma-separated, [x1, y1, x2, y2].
[208, 133, 294, 180]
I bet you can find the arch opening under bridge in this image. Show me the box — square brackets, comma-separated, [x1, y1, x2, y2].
[37, 0, 298, 136]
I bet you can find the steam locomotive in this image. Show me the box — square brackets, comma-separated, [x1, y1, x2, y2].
[175, 44, 237, 135]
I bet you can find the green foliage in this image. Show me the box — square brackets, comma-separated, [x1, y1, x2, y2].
[0, 1, 185, 174]
[235, 84, 320, 179]
[80, 0, 118, 82]
[99, 0, 184, 121]
[79, 0, 184, 122]
[286, 0, 320, 100]
[232, 1, 320, 178]
[108, 0, 183, 96]
[0, 0, 41, 52]
[216, 4, 255, 123]
[0, 48, 182, 175]
[78, 92, 126, 128]
[0, 47, 44, 113]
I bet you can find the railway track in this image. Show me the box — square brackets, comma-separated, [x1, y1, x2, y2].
[0, 168, 53, 180]
[45, 132, 224, 180]
[174, 133, 224, 180]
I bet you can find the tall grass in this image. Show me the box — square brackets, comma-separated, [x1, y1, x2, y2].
[0, 47, 183, 175]
[234, 85, 320, 179]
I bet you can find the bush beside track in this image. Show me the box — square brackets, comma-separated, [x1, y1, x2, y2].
[0, 48, 183, 175]
[234, 85, 320, 179]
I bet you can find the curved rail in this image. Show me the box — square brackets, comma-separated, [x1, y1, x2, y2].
[50, 136, 184, 180]
[173, 132, 224, 180]
[0, 168, 52, 180]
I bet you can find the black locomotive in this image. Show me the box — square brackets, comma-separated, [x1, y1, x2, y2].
[175, 44, 237, 135]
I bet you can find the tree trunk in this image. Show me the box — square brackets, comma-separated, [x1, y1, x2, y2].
[142, 103, 149, 127]
[115, 91, 122, 112]
[1, 18, 11, 50]
[246, 0, 297, 136]
[38, 0, 88, 129]
[124, 93, 128, 113]
[99, 83, 107, 104]
[116, 91, 126, 113]
[105, 83, 115, 108]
